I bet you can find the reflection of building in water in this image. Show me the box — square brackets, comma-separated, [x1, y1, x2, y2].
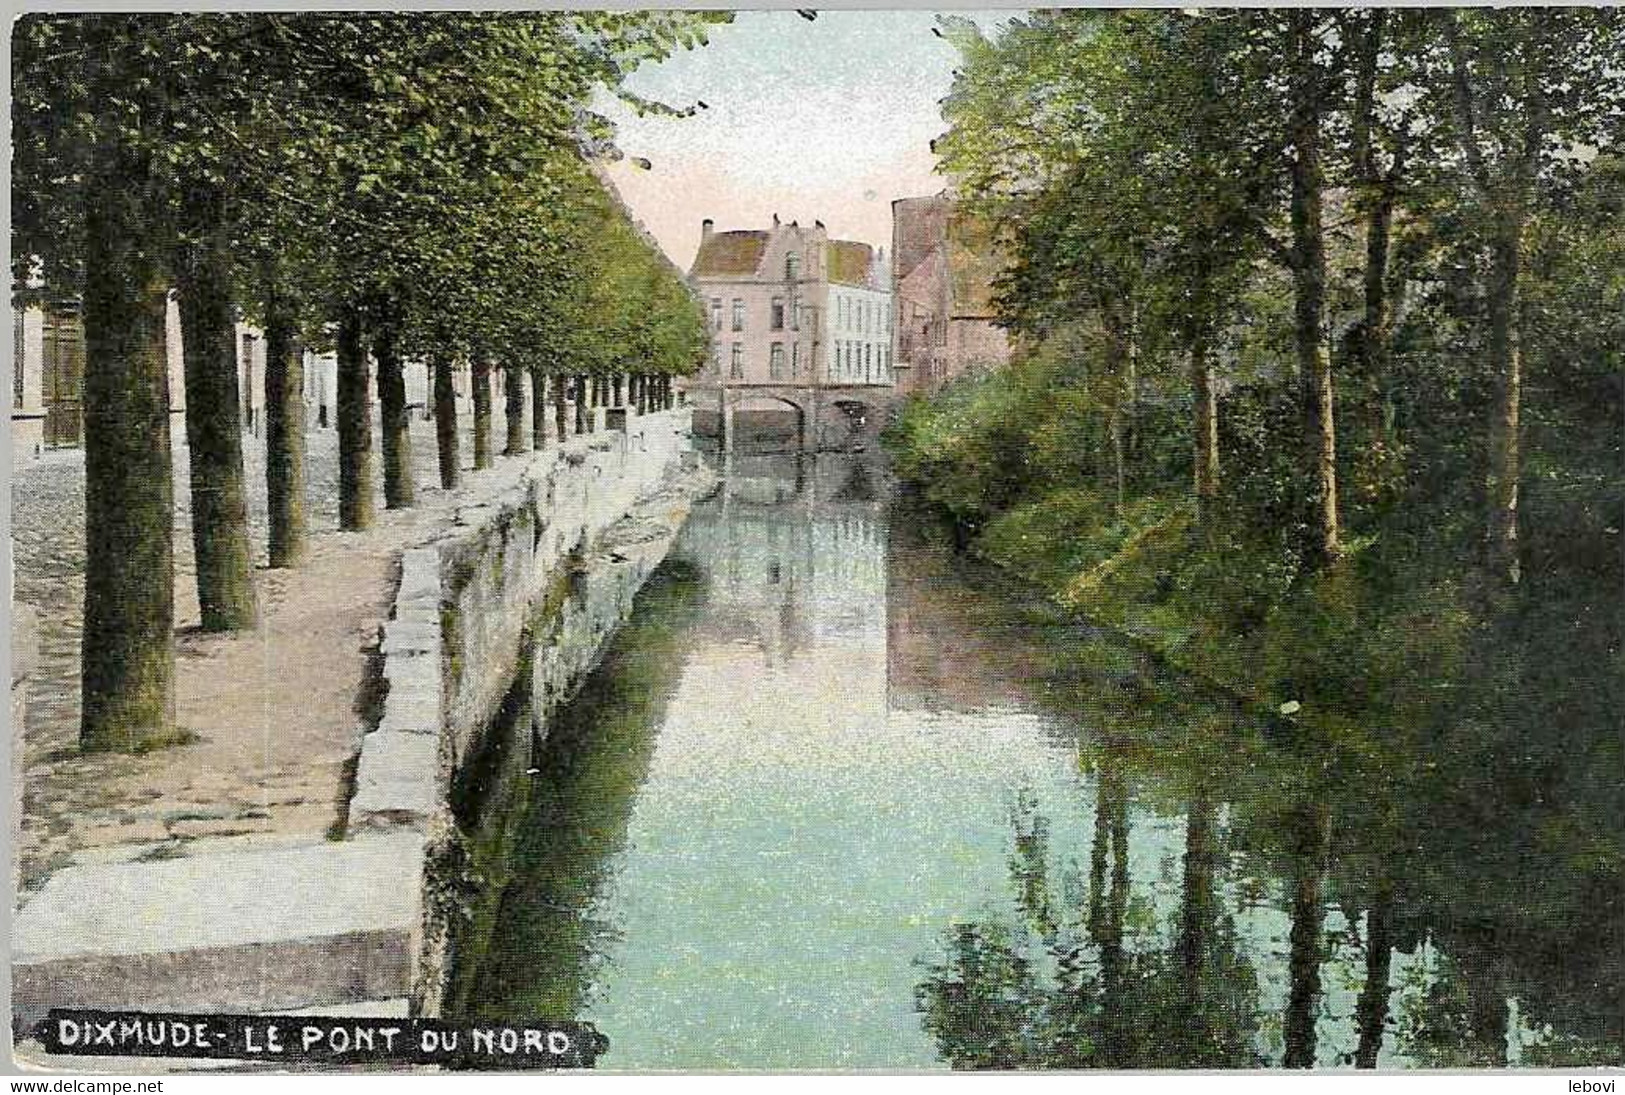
[884, 517, 1052, 714]
[673, 457, 888, 716]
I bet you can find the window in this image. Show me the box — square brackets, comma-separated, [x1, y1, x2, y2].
[786, 252, 800, 280]
[865, 342, 873, 379]
[791, 342, 800, 378]
[710, 298, 722, 330]
[711, 343, 724, 376]
[771, 296, 785, 330]
[731, 299, 744, 332]
[730, 342, 744, 378]
[769, 342, 785, 379]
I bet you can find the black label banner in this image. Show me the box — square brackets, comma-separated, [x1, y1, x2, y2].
[35, 1009, 608, 1069]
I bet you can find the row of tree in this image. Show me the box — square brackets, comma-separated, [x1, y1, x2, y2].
[892, 10, 1623, 1062]
[930, 6, 1620, 584]
[12, 13, 720, 752]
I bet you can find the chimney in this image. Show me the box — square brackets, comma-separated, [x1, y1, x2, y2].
[701, 218, 713, 240]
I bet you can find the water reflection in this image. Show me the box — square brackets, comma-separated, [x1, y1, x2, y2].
[452, 562, 708, 1021]
[458, 455, 1622, 1070]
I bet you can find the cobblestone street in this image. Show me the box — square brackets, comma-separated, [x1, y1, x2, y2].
[11, 404, 529, 886]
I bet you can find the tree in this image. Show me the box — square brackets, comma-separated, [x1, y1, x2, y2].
[1423, 7, 1624, 587]
[263, 275, 305, 567]
[335, 303, 374, 531]
[14, 16, 182, 748]
[174, 199, 259, 630]
[938, 11, 1264, 528]
[505, 364, 529, 455]
[14, 10, 728, 750]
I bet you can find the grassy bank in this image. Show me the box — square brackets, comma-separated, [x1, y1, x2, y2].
[884, 368, 1623, 1058]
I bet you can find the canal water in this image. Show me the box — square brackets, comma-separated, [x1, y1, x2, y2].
[457, 453, 1621, 1070]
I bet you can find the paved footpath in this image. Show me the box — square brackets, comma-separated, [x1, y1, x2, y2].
[10, 407, 533, 890]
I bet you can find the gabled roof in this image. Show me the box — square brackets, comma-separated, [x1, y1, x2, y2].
[828, 240, 877, 288]
[691, 231, 768, 278]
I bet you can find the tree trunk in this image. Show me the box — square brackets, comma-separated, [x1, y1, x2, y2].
[1353, 11, 1402, 446]
[1103, 307, 1131, 518]
[1290, 19, 1342, 567]
[1484, 211, 1524, 587]
[504, 363, 527, 455]
[175, 234, 258, 632]
[1191, 337, 1220, 527]
[264, 281, 305, 568]
[1363, 192, 1396, 424]
[1109, 407, 1126, 519]
[336, 303, 374, 531]
[1126, 304, 1141, 464]
[1445, 12, 1535, 591]
[554, 372, 569, 441]
[574, 375, 588, 434]
[472, 356, 493, 469]
[80, 170, 178, 752]
[612, 373, 624, 407]
[373, 310, 413, 509]
[434, 354, 459, 489]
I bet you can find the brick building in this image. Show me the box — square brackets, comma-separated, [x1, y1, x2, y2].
[890, 193, 1011, 397]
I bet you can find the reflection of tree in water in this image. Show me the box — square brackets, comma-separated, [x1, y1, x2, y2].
[915, 776, 1264, 1069]
[450, 561, 707, 1024]
[914, 611, 1624, 1069]
[1389, 944, 1509, 1068]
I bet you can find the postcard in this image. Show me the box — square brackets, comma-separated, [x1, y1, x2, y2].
[7, 6, 1621, 1077]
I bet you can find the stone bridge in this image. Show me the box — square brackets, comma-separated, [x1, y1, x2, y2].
[685, 383, 899, 454]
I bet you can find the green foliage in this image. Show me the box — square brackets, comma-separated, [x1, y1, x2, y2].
[12, 12, 727, 374]
[895, 14, 1625, 1059]
[917, 797, 1264, 1069]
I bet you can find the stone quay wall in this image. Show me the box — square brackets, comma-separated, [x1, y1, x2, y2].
[342, 408, 711, 1014]
[13, 408, 710, 1039]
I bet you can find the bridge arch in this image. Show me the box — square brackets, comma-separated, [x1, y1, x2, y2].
[724, 392, 805, 454]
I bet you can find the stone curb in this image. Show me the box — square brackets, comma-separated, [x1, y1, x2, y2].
[344, 410, 687, 839]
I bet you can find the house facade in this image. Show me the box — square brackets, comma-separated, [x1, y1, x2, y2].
[687, 216, 893, 392]
[890, 193, 1011, 397]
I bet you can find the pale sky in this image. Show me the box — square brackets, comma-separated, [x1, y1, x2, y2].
[598, 9, 1022, 271]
